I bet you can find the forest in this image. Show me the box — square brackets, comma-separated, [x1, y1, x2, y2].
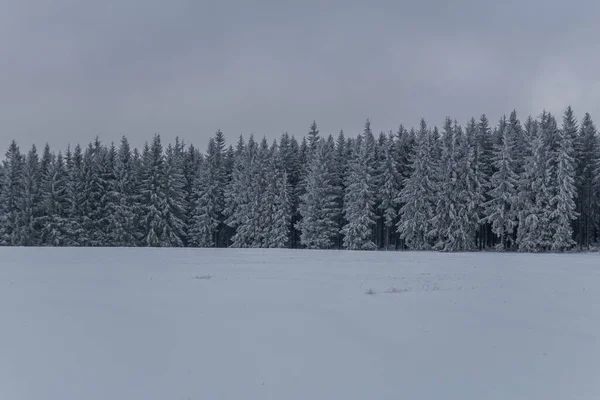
[1, 106, 598, 252]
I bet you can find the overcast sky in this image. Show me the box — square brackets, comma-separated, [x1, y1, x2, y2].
[1, 0, 599, 152]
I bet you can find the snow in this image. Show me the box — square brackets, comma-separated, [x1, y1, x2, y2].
[1, 248, 599, 400]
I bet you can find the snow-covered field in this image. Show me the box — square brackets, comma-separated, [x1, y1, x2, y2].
[1, 248, 599, 400]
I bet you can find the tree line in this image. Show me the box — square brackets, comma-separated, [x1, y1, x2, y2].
[1, 107, 598, 251]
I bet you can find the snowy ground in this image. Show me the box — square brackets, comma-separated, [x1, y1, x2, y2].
[0, 248, 599, 400]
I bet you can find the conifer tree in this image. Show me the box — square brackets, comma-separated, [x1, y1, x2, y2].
[377, 131, 400, 248]
[575, 113, 599, 247]
[0, 141, 24, 245]
[20, 145, 42, 246]
[161, 141, 187, 247]
[66, 144, 87, 245]
[483, 124, 518, 250]
[107, 136, 137, 246]
[397, 119, 437, 250]
[342, 134, 377, 250]
[261, 143, 292, 248]
[550, 109, 578, 251]
[296, 139, 340, 249]
[140, 135, 166, 247]
[39, 153, 70, 245]
[192, 138, 224, 247]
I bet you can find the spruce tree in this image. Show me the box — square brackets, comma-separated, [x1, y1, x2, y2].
[107, 136, 137, 246]
[396, 119, 436, 250]
[20, 145, 42, 246]
[0, 141, 24, 245]
[261, 143, 292, 248]
[377, 131, 400, 249]
[575, 113, 599, 247]
[66, 144, 87, 245]
[483, 124, 518, 250]
[161, 141, 187, 247]
[550, 109, 578, 251]
[296, 139, 340, 249]
[140, 135, 166, 247]
[342, 134, 377, 250]
[192, 138, 224, 247]
[39, 153, 70, 245]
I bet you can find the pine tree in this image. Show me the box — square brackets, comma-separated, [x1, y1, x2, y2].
[307, 121, 320, 153]
[261, 143, 292, 248]
[161, 141, 187, 247]
[39, 153, 71, 245]
[227, 135, 262, 247]
[0, 141, 24, 245]
[483, 124, 518, 250]
[140, 135, 166, 247]
[550, 108, 578, 251]
[107, 136, 137, 246]
[517, 122, 546, 252]
[342, 134, 377, 250]
[66, 144, 87, 245]
[191, 138, 223, 247]
[431, 117, 456, 249]
[98, 143, 117, 245]
[377, 131, 400, 249]
[433, 120, 477, 251]
[183, 143, 202, 246]
[397, 119, 437, 250]
[575, 113, 599, 247]
[80, 138, 106, 246]
[296, 139, 340, 249]
[20, 145, 42, 246]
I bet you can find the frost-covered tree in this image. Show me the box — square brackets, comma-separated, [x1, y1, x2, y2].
[66, 144, 87, 245]
[140, 135, 167, 247]
[575, 113, 599, 247]
[39, 153, 71, 245]
[483, 124, 518, 250]
[161, 141, 187, 247]
[307, 121, 320, 154]
[431, 118, 457, 248]
[396, 119, 437, 250]
[377, 131, 400, 248]
[465, 118, 488, 247]
[342, 134, 377, 250]
[0, 141, 24, 245]
[19, 145, 42, 246]
[260, 144, 292, 248]
[296, 139, 340, 249]
[80, 138, 106, 246]
[549, 109, 578, 251]
[106, 136, 137, 246]
[433, 120, 478, 251]
[516, 123, 547, 252]
[183, 143, 202, 245]
[192, 137, 227, 247]
[227, 135, 264, 247]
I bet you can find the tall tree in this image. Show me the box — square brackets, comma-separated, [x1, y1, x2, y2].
[107, 136, 137, 246]
[296, 139, 340, 249]
[550, 108, 578, 251]
[483, 124, 518, 250]
[0, 141, 24, 245]
[161, 141, 187, 247]
[377, 131, 400, 249]
[342, 134, 377, 250]
[20, 145, 42, 246]
[575, 113, 599, 247]
[396, 119, 437, 250]
[39, 153, 71, 245]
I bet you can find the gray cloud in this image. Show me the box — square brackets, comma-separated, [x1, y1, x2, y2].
[1, 0, 599, 152]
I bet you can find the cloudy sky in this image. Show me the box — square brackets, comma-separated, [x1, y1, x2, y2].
[1, 0, 599, 151]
